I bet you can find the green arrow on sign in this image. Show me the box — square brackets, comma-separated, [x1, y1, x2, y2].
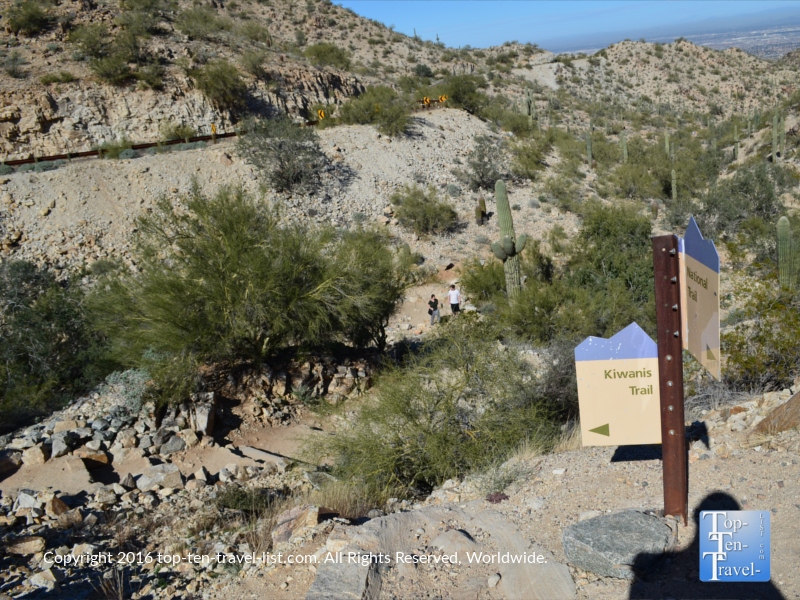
[589, 423, 610, 437]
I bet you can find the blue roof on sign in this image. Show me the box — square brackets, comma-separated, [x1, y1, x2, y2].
[574, 322, 658, 362]
[683, 216, 720, 274]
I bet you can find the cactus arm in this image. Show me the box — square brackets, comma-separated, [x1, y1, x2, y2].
[491, 241, 508, 261]
[516, 233, 528, 253]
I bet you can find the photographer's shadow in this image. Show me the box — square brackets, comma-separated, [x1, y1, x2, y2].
[628, 492, 784, 599]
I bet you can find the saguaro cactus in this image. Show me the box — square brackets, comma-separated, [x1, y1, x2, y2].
[586, 131, 593, 170]
[773, 113, 778, 162]
[651, 201, 659, 219]
[475, 197, 487, 225]
[780, 115, 786, 161]
[664, 132, 670, 155]
[491, 180, 527, 301]
[671, 170, 677, 204]
[525, 90, 534, 127]
[734, 125, 739, 161]
[621, 131, 628, 164]
[778, 216, 797, 289]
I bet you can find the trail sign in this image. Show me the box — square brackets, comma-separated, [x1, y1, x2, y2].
[318, 110, 325, 120]
[679, 216, 721, 380]
[211, 124, 216, 133]
[574, 322, 662, 447]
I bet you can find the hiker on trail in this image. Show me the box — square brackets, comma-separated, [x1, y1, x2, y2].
[447, 284, 461, 315]
[428, 294, 440, 326]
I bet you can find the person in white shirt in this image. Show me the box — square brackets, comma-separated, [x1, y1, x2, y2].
[447, 284, 461, 315]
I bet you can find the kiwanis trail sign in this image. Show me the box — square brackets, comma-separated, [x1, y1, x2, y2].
[679, 216, 721, 380]
[573, 219, 720, 522]
[574, 323, 661, 447]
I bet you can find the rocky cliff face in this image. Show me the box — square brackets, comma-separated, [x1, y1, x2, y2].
[0, 66, 365, 160]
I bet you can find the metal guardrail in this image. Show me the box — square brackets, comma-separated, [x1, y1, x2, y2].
[3, 97, 450, 167]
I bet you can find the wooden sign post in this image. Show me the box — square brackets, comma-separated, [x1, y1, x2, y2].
[653, 234, 688, 523]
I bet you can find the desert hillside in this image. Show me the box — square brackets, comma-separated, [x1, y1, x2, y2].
[2, 3, 800, 599]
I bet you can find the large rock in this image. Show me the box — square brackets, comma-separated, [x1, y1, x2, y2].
[22, 444, 49, 465]
[160, 435, 186, 455]
[238, 445, 291, 472]
[6, 536, 45, 555]
[0, 451, 22, 474]
[272, 505, 337, 545]
[755, 390, 800, 434]
[136, 463, 184, 491]
[305, 555, 380, 600]
[189, 392, 216, 436]
[562, 511, 676, 579]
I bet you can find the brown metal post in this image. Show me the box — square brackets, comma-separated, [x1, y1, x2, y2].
[652, 234, 688, 524]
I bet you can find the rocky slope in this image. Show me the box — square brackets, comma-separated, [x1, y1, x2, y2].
[0, 0, 796, 160]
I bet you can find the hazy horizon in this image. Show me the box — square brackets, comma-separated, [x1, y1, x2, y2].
[335, 1, 800, 53]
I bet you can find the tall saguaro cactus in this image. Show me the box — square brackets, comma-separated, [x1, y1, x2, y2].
[778, 216, 797, 289]
[671, 170, 677, 204]
[525, 90, 534, 127]
[586, 131, 592, 170]
[621, 130, 628, 164]
[773, 113, 778, 162]
[491, 180, 527, 301]
[780, 115, 786, 162]
[664, 132, 670, 155]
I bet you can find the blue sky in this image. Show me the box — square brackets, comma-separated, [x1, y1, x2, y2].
[335, 1, 800, 52]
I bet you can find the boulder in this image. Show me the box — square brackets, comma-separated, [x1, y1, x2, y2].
[22, 444, 49, 465]
[43, 497, 69, 518]
[73, 447, 110, 469]
[189, 393, 216, 435]
[51, 437, 71, 459]
[271, 505, 337, 545]
[58, 508, 83, 528]
[562, 511, 676, 579]
[755, 390, 800, 434]
[238, 445, 291, 472]
[136, 463, 184, 491]
[52, 420, 79, 433]
[0, 451, 22, 474]
[6, 536, 45, 555]
[160, 435, 186, 455]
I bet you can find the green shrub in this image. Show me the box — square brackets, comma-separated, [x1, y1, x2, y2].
[91, 183, 407, 403]
[723, 286, 800, 391]
[338, 86, 410, 136]
[391, 184, 458, 235]
[176, 6, 224, 39]
[91, 53, 132, 85]
[4, 51, 27, 79]
[1, 261, 110, 434]
[443, 74, 489, 114]
[464, 135, 502, 190]
[306, 319, 560, 494]
[68, 23, 110, 59]
[241, 50, 267, 77]
[159, 121, 196, 141]
[236, 116, 325, 193]
[695, 163, 795, 249]
[511, 132, 552, 180]
[33, 160, 57, 172]
[40, 71, 75, 85]
[413, 63, 433, 78]
[119, 148, 137, 159]
[238, 21, 269, 42]
[18, 163, 34, 173]
[0, 165, 13, 175]
[191, 60, 247, 111]
[304, 42, 350, 69]
[7, 1, 51, 36]
[96, 138, 133, 159]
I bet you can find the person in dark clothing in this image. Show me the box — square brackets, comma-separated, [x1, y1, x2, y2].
[428, 294, 440, 325]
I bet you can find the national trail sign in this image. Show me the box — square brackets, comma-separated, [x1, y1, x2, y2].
[679, 216, 721, 380]
[574, 323, 662, 447]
